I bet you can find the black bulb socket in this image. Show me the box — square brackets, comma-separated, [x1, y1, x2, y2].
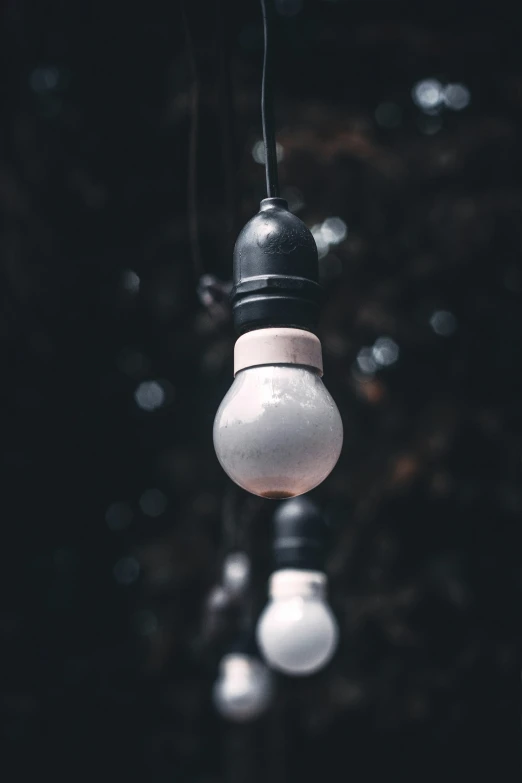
[272, 496, 327, 571]
[232, 198, 321, 335]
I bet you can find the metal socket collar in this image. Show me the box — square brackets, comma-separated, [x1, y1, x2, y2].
[234, 327, 323, 376]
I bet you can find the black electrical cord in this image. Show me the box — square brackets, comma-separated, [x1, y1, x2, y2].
[260, 0, 279, 198]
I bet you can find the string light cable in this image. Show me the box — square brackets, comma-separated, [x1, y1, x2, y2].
[260, 0, 279, 198]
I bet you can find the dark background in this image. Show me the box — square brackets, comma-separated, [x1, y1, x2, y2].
[1, 0, 521, 780]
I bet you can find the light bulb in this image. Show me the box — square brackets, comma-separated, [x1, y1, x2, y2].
[213, 653, 273, 722]
[222, 551, 251, 597]
[256, 569, 338, 676]
[213, 328, 343, 499]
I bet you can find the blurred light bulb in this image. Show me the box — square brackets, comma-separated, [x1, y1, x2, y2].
[222, 552, 251, 597]
[206, 585, 232, 613]
[213, 653, 273, 722]
[213, 329, 343, 499]
[256, 569, 338, 676]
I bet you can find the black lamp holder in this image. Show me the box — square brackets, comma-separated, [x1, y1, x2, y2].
[231, 1, 320, 335]
[272, 496, 328, 571]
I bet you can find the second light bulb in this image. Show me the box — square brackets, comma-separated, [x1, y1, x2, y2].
[255, 496, 339, 676]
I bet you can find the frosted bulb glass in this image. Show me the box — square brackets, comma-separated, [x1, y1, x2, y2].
[213, 365, 343, 499]
[213, 654, 273, 722]
[256, 570, 338, 676]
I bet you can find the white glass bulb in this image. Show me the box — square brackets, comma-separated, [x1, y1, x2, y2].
[214, 364, 343, 499]
[213, 653, 273, 722]
[256, 569, 338, 676]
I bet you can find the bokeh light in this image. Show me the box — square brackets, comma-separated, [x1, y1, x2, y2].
[105, 502, 133, 531]
[320, 217, 348, 245]
[443, 83, 471, 111]
[311, 217, 348, 259]
[139, 489, 168, 517]
[113, 556, 140, 585]
[412, 79, 444, 112]
[252, 140, 284, 164]
[122, 270, 140, 293]
[30, 66, 60, 92]
[413, 78, 471, 115]
[134, 380, 166, 412]
[372, 337, 399, 367]
[356, 347, 378, 375]
[430, 310, 457, 336]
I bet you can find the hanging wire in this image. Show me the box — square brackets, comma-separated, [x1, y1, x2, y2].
[216, 0, 238, 249]
[181, 2, 203, 278]
[260, 0, 280, 198]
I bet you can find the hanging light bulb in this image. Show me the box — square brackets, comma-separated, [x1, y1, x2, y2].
[212, 203, 344, 500]
[212, 1, 343, 498]
[213, 652, 274, 722]
[214, 321, 343, 499]
[256, 497, 339, 675]
[257, 569, 338, 676]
